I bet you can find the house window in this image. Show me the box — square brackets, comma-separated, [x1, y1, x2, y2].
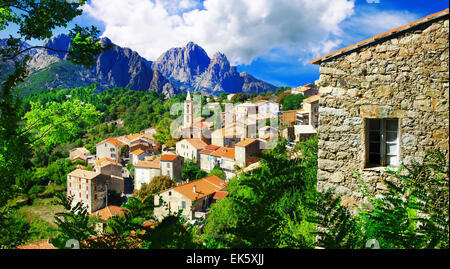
[182, 201, 186, 209]
[366, 118, 399, 167]
[169, 191, 172, 196]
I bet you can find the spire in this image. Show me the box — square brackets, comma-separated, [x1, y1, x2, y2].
[186, 91, 192, 101]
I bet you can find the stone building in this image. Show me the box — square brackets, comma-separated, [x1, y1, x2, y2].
[199, 145, 221, 172]
[67, 169, 107, 214]
[176, 138, 208, 163]
[311, 9, 449, 212]
[153, 175, 227, 221]
[96, 137, 127, 163]
[235, 138, 261, 168]
[94, 157, 123, 177]
[160, 154, 184, 181]
[134, 156, 161, 191]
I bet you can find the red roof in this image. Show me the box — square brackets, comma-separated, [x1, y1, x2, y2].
[160, 154, 180, 161]
[311, 8, 449, 64]
[213, 191, 228, 199]
[205, 144, 221, 150]
[17, 239, 55, 249]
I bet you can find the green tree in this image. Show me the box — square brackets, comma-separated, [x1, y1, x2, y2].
[134, 176, 175, 201]
[282, 93, 307, 111]
[182, 165, 208, 182]
[208, 165, 226, 180]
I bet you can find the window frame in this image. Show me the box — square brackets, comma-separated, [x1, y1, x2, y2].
[365, 118, 400, 168]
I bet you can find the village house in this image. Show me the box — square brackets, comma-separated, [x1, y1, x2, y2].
[235, 138, 261, 168]
[210, 146, 236, 179]
[293, 124, 317, 142]
[130, 148, 151, 165]
[290, 83, 319, 96]
[257, 100, 280, 115]
[298, 95, 320, 128]
[94, 157, 123, 177]
[96, 137, 127, 163]
[89, 205, 129, 234]
[280, 109, 301, 126]
[211, 122, 245, 147]
[67, 169, 107, 214]
[160, 154, 184, 181]
[134, 156, 161, 191]
[199, 144, 221, 172]
[69, 147, 91, 163]
[175, 138, 208, 163]
[311, 9, 449, 212]
[153, 175, 227, 221]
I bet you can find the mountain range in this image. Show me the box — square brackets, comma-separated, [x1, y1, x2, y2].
[1, 34, 276, 97]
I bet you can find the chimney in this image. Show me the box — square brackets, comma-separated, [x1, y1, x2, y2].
[193, 185, 196, 193]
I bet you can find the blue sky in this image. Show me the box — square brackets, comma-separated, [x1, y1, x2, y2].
[1, 0, 448, 88]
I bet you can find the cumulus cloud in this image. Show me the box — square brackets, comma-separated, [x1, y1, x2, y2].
[82, 0, 355, 65]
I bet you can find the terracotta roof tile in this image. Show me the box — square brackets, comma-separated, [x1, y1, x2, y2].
[98, 137, 126, 147]
[17, 239, 55, 249]
[68, 169, 101, 180]
[95, 157, 123, 168]
[213, 190, 228, 200]
[303, 94, 320, 103]
[235, 138, 258, 147]
[170, 175, 226, 201]
[200, 149, 215, 155]
[135, 157, 160, 169]
[130, 149, 147, 156]
[185, 138, 208, 150]
[89, 205, 128, 221]
[311, 8, 449, 64]
[160, 154, 180, 161]
[211, 147, 235, 159]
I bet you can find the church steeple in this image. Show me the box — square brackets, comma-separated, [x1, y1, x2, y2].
[183, 90, 194, 133]
[186, 90, 192, 101]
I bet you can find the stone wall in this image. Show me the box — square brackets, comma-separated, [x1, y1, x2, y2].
[316, 16, 449, 213]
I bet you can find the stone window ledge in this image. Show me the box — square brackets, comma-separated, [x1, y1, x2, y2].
[363, 166, 398, 173]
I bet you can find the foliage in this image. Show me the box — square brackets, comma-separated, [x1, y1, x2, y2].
[230, 92, 248, 103]
[182, 165, 208, 182]
[282, 93, 308, 111]
[23, 97, 102, 148]
[208, 165, 226, 180]
[0, 208, 31, 249]
[52, 192, 97, 249]
[202, 137, 318, 248]
[134, 176, 175, 202]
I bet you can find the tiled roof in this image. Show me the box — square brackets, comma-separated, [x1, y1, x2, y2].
[160, 154, 180, 161]
[89, 205, 128, 221]
[126, 133, 143, 141]
[98, 137, 126, 147]
[311, 8, 449, 64]
[211, 147, 235, 160]
[291, 83, 315, 92]
[185, 138, 208, 150]
[17, 239, 55, 249]
[170, 175, 226, 201]
[135, 157, 160, 169]
[95, 157, 123, 168]
[206, 144, 221, 151]
[130, 149, 147, 156]
[235, 138, 258, 147]
[68, 169, 100, 180]
[199, 149, 215, 155]
[213, 190, 228, 200]
[70, 147, 90, 155]
[303, 94, 320, 104]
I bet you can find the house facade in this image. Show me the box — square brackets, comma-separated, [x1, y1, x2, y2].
[153, 175, 227, 221]
[235, 138, 261, 168]
[67, 169, 107, 214]
[96, 138, 126, 163]
[311, 9, 449, 212]
[134, 157, 161, 190]
[160, 154, 184, 181]
[175, 138, 208, 163]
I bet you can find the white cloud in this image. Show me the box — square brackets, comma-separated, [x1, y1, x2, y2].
[82, 0, 355, 65]
[342, 9, 419, 37]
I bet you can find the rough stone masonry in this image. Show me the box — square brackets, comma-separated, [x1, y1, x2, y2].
[312, 10, 449, 213]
